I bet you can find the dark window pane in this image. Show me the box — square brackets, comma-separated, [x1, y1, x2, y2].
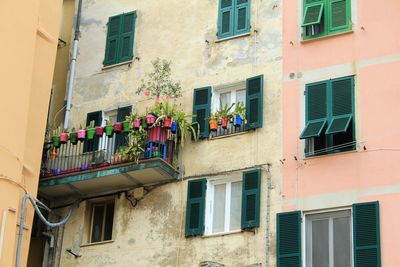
[195, 90, 208, 105]
[221, 0, 232, 8]
[189, 181, 204, 198]
[245, 194, 255, 221]
[195, 109, 206, 135]
[189, 203, 200, 228]
[248, 79, 260, 95]
[237, 8, 246, 30]
[249, 98, 258, 124]
[104, 203, 114, 241]
[245, 172, 258, 190]
[91, 205, 105, 243]
[222, 11, 231, 34]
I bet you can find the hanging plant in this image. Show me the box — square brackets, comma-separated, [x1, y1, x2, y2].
[69, 127, 78, 145]
[104, 119, 114, 137]
[86, 120, 96, 140]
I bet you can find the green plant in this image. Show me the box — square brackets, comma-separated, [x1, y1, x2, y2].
[105, 119, 113, 126]
[233, 101, 246, 122]
[136, 58, 182, 100]
[116, 128, 148, 163]
[87, 120, 95, 129]
[217, 100, 235, 119]
[52, 125, 60, 137]
[173, 110, 199, 148]
[152, 101, 178, 126]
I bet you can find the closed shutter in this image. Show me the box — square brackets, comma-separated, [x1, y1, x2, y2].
[326, 76, 353, 134]
[328, 0, 350, 33]
[119, 12, 136, 62]
[246, 75, 263, 129]
[241, 169, 261, 229]
[83, 111, 102, 153]
[192, 87, 211, 139]
[185, 179, 206, 237]
[114, 106, 132, 152]
[218, 0, 234, 38]
[300, 81, 328, 139]
[104, 15, 121, 66]
[234, 0, 250, 35]
[277, 211, 302, 267]
[353, 201, 381, 267]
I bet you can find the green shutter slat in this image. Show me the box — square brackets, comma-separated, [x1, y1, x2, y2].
[193, 87, 211, 139]
[246, 75, 263, 129]
[302, 3, 324, 26]
[185, 179, 206, 237]
[234, 0, 250, 35]
[353, 201, 381, 267]
[104, 16, 121, 66]
[329, 0, 349, 32]
[218, 0, 234, 38]
[241, 169, 261, 229]
[277, 211, 301, 267]
[83, 111, 102, 153]
[119, 12, 136, 62]
[115, 106, 132, 152]
[299, 119, 327, 139]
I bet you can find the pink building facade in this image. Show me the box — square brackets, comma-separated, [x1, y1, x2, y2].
[280, 0, 400, 266]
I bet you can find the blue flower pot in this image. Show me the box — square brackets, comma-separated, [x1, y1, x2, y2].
[171, 121, 178, 134]
[234, 115, 242, 126]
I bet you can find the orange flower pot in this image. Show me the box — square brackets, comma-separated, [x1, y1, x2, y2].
[209, 119, 218, 131]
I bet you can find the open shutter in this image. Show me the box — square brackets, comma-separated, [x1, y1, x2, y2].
[246, 75, 263, 129]
[234, 0, 250, 35]
[218, 0, 234, 38]
[328, 0, 350, 33]
[193, 87, 211, 139]
[326, 76, 353, 134]
[300, 82, 328, 139]
[119, 11, 136, 63]
[185, 179, 206, 237]
[241, 169, 261, 229]
[353, 201, 381, 267]
[114, 106, 132, 152]
[302, 3, 324, 26]
[83, 111, 102, 153]
[277, 211, 302, 267]
[104, 15, 121, 66]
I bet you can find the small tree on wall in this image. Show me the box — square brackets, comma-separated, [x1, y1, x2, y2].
[136, 58, 182, 101]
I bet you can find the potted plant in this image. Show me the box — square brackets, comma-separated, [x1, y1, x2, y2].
[209, 113, 218, 132]
[95, 125, 104, 136]
[77, 124, 86, 141]
[86, 120, 96, 140]
[69, 127, 78, 145]
[133, 114, 141, 130]
[218, 101, 235, 129]
[146, 112, 156, 125]
[104, 119, 114, 137]
[233, 101, 246, 127]
[122, 115, 131, 132]
[60, 128, 68, 143]
[116, 128, 147, 164]
[51, 126, 61, 148]
[114, 120, 122, 133]
[171, 121, 178, 134]
[173, 110, 200, 147]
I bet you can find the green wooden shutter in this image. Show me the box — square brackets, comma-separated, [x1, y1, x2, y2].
[328, 0, 350, 33]
[353, 201, 381, 267]
[193, 87, 211, 139]
[302, 3, 324, 26]
[114, 106, 132, 152]
[119, 11, 136, 63]
[218, 0, 234, 38]
[246, 75, 263, 129]
[241, 169, 261, 229]
[300, 81, 328, 139]
[234, 0, 250, 35]
[277, 211, 302, 267]
[104, 15, 121, 66]
[83, 111, 102, 153]
[185, 179, 206, 237]
[326, 76, 353, 134]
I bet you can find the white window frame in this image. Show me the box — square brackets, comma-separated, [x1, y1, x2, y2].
[302, 208, 354, 267]
[204, 176, 242, 235]
[89, 200, 115, 243]
[211, 81, 246, 114]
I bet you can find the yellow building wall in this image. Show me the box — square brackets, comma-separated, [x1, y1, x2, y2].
[0, 0, 62, 266]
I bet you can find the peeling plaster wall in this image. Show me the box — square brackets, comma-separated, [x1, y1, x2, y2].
[55, 0, 283, 266]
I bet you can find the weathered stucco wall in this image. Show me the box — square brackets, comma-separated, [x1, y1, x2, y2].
[54, 0, 283, 266]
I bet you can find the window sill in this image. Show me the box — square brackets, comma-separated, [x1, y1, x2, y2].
[215, 32, 251, 43]
[209, 129, 249, 140]
[303, 148, 357, 160]
[80, 240, 114, 247]
[102, 60, 133, 71]
[202, 229, 243, 238]
[301, 29, 353, 44]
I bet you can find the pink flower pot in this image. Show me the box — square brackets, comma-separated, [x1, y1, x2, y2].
[114, 122, 122, 133]
[133, 118, 141, 129]
[163, 117, 172, 129]
[60, 133, 68, 143]
[146, 113, 156, 125]
[95, 126, 104, 136]
[77, 129, 86, 140]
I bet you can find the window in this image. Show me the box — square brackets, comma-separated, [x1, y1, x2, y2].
[276, 202, 381, 267]
[89, 201, 115, 243]
[302, 0, 351, 39]
[306, 210, 352, 267]
[218, 0, 250, 39]
[104, 11, 137, 66]
[83, 111, 102, 153]
[193, 75, 263, 139]
[300, 76, 355, 156]
[185, 169, 261, 237]
[204, 178, 242, 234]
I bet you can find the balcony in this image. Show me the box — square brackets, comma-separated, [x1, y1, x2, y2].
[39, 125, 179, 200]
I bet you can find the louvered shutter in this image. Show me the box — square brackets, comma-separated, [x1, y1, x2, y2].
[353, 201, 381, 267]
[300, 82, 328, 139]
[218, 0, 234, 38]
[119, 12, 136, 62]
[114, 106, 132, 152]
[192, 87, 211, 139]
[234, 0, 250, 35]
[277, 211, 302, 267]
[328, 0, 350, 33]
[83, 111, 102, 153]
[302, 3, 324, 26]
[185, 179, 206, 237]
[246, 75, 263, 129]
[326, 76, 353, 134]
[104, 15, 121, 66]
[241, 169, 261, 229]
